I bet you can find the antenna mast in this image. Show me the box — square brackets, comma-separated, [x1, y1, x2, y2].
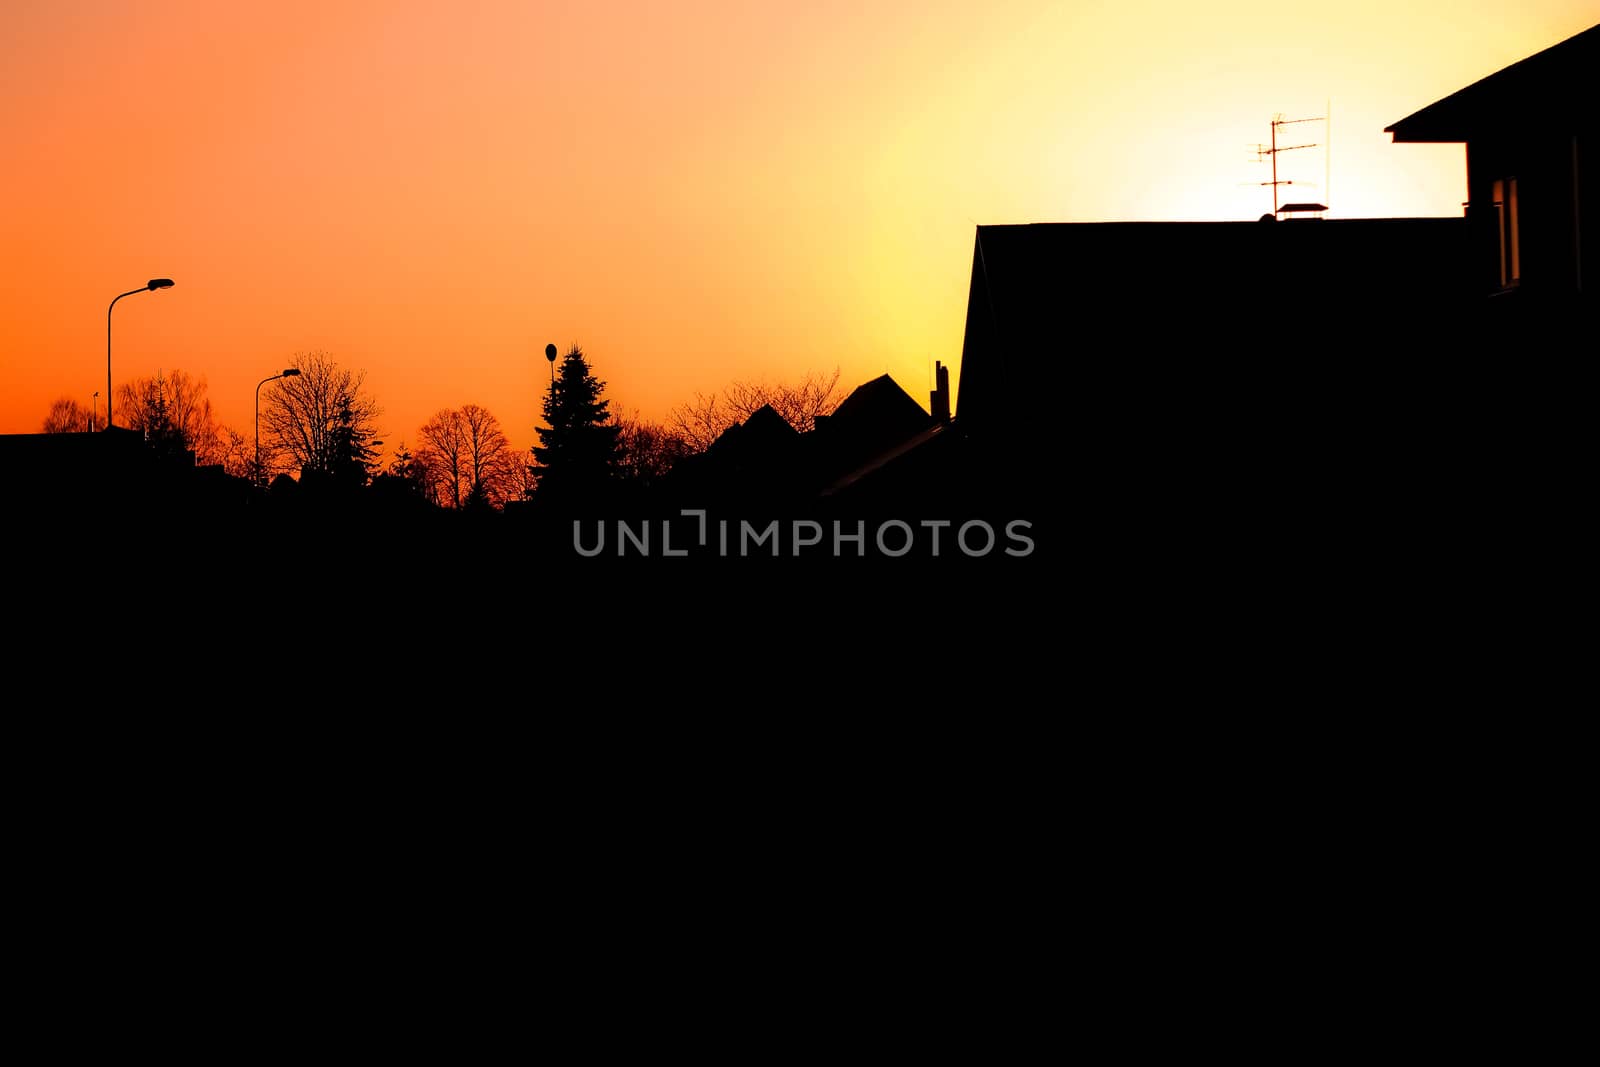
[1254, 112, 1325, 215]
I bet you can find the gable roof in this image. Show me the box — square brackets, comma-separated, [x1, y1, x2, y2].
[704, 402, 798, 460]
[829, 374, 929, 436]
[1386, 23, 1599, 143]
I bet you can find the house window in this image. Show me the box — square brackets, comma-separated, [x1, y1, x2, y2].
[1493, 177, 1521, 288]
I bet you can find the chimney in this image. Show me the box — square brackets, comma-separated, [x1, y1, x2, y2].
[930, 361, 951, 422]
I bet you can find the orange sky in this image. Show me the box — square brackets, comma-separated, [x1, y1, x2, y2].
[2, 1, 1593, 461]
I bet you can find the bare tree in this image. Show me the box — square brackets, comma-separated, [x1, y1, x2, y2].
[418, 409, 468, 508]
[117, 370, 227, 461]
[459, 403, 514, 508]
[669, 368, 842, 451]
[670, 392, 728, 454]
[507, 448, 538, 501]
[214, 427, 254, 479]
[260, 351, 382, 480]
[410, 444, 446, 506]
[615, 409, 691, 486]
[417, 404, 515, 508]
[732, 368, 842, 431]
[42, 397, 101, 433]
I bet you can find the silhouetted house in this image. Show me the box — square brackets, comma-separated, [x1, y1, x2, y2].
[1, 427, 258, 528]
[807, 374, 948, 505]
[954, 218, 1471, 491]
[669, 403, 803, 506]
[1386, 23, 1596, 302]
[6, 427, 169, 512]
[945, 24, 1599, 546]
[816, 374, 932, 458]
[957, 25, 1597, 471]
[665, 378, 959, 511]
[706, 403, 800, 465]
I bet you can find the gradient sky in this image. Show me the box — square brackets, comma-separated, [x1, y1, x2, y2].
[2, 1, 1593, 460]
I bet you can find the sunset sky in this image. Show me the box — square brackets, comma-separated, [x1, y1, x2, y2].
[2, 1, 1593, 460]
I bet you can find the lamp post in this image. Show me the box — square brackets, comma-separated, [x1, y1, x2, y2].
[107, 278, 174, 429]
[256, 368, 301, 488]
[91, 391, 99, 433]
[544, 343, 557, 388]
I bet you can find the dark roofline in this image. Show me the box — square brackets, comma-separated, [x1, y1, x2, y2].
[1385, 23, 1599, 143]
[973, 217, 1464, 234]
[830, 372, 928, 422]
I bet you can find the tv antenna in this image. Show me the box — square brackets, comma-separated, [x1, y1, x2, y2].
[1252, 112, 1326, 215]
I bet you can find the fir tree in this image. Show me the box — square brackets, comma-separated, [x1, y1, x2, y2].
[322, 390, 379, 490]
[142, 371, 187, 459]
[386, 442, 428, 496]
[531, 345, 621, 502]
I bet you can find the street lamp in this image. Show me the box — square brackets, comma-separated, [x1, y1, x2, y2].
[256, 368, 301, 487]
[91, 391, 99, 433]
[107, 278, 174, 429]
[545, 343, 557, 388]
